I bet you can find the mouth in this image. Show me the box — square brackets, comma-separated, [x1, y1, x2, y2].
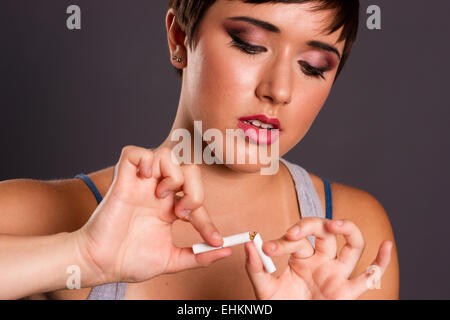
[238, 114, 281, 131]
[237, 114, 282, 145]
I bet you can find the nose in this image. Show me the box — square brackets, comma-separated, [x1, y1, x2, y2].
[255, 54, 293, 106]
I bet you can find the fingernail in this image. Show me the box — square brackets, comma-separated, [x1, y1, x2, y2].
[146, 168, 152, 177]
[288, 225, 301, 236]
[159, 190, 170, 198]
[335, 220, 344, 226]
[212, 231, 220, 240]
[181, 209, 191, 220]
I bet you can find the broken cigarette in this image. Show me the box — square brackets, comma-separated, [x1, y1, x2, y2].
[192, 231, 277, 274]
[192, 232, 252, 254]
[252, 233, 277, 274]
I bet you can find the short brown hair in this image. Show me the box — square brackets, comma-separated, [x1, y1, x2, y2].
[168, 0, 360, 80]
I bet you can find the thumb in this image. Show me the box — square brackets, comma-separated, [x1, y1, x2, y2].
[244, 242, 276, 299]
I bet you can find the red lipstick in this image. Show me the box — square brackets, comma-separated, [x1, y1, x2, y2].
[239, 114, 281, 130]
[237, 114, 282, 145]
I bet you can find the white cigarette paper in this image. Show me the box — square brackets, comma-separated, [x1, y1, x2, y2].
[192, 231, 277, 274]
[252, 233, 277, 274]
[192, 232, 251, 254]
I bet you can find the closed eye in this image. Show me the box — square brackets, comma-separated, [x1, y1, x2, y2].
[228, 31, 266, 55]
[228, 32, 328, 80]
[298, 61, 327, 80]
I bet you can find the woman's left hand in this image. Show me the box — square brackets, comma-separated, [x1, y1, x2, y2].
[244, 217, 393, 300]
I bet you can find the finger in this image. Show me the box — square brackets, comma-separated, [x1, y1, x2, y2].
[347, 240, 393, 298]
[262, 235, 315, 260]
[244, 242, 277, 298]
[188, 206, 224, 247]
[285, 217, 337, 259]
[165, 246, 232, 274]
[154, 148, 184, 198]
[116, 146, 154, 181]
[325, 219, 365, 276]
[173, 164, 204, 218]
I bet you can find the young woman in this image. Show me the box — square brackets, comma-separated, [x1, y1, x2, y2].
[0, 0, 399, 299]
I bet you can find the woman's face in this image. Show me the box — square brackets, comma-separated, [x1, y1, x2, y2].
[177, 0, 345, 173]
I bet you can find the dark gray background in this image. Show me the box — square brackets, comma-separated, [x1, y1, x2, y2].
[1, 1, 449, 299]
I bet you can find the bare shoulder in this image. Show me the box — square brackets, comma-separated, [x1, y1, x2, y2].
[0, 178, 80, 235]
[308, 173, 393, 234]
[329, 180, 392, 227]
[309, 174, 400, 299]
[0, 166, 115, 236]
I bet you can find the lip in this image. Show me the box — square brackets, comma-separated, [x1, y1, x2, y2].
[237, 114, 282, 146]
[238, 114, 281, 130]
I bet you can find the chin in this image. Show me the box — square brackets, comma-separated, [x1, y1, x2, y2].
[224, 162, 267, 174]
[206, 142, 281, 176]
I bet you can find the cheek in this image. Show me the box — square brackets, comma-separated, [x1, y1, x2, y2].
[185, 38, 256, 123]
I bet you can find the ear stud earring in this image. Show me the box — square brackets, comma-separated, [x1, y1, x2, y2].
[172, 55, 183, 63]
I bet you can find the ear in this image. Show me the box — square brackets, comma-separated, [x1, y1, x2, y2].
[166, 8, 188, 68]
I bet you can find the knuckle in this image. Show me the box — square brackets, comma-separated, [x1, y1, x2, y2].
[343, 219, 354, 227]
[121, 145, 135, 156]
[197, 256, 212, 268]
[297, 246, 310, 258]
[272, 239, 282, 249]
[172, 174, 184, 186]
[347, 220, 365, 245]
[189, 192, 204, 207]
[352, 236, 366, 250]
[307, 217, 322, 224]
[298, 217, 311, 226]
[302, 217, 323, 228]
[159, 147, 174, 160]
[145, 149, 154, 159]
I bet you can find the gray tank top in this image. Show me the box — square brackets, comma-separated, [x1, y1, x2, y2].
[80, 157, 329, 300]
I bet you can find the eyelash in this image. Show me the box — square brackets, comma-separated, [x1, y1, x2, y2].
[229, 33, 327, 80]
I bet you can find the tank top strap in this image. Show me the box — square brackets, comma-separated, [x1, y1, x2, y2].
[279, 158, 326, 219]
[75, 174, 103, 204]
[279, 158, 333, 248]
[321, 177, 333, 220]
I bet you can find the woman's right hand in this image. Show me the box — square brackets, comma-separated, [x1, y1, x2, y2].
[74, 146, 232, 285]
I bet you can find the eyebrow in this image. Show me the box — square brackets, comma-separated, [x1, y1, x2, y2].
[226, 16, 341, 60]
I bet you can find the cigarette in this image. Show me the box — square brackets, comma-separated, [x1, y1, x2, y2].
[192, 231, 277, 274]
[192, 232, 252, 254]
[252, 233, 277, 274]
